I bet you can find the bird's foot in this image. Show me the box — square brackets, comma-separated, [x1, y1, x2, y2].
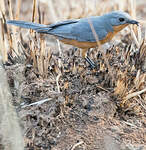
[85, 56, 96, 69]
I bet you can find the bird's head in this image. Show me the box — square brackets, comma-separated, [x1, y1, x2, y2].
[104, 11, 139, 29]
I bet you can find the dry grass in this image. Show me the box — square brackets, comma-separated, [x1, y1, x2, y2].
[1, 0, 146, 120]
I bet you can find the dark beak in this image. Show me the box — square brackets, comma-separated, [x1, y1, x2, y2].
[127, 19, 139, 25]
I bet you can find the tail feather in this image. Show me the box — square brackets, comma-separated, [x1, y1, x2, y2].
[6, 20, 47, 30]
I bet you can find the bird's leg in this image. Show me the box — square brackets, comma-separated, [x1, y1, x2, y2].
[81, 49, 96, 69]
[85, 56, 96, 69]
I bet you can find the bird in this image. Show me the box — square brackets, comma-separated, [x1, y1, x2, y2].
[7, 11, 139, 68]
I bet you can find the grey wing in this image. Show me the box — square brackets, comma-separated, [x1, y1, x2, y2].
[48, 20, 78, 28]
[35, 20, 78, 34]
[45, 17, 108, 42]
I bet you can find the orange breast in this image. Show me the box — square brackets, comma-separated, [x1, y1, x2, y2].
[60, 39, 97, 49]
[60, 24, 128, 49]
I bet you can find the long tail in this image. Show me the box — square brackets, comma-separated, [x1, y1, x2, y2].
[6, 20, 48, 31]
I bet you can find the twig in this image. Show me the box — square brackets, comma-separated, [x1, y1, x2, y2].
[32, 0, 37, 23]
[137, 24, 142, 44]
[57, 39, 62, 57]
[123, 121, 138, 128]
[96, 85, 110, 92]
[15, 0, 21, 20]
[130, 26, 139, 48]
[56, 73, 61, 93]
[71, 141, 84, 150]
[135, 95, 146, 111]
[125, 88, 146, 100]
[21, 98, 53, 108]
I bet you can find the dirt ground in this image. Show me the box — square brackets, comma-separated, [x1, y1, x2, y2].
[5, 39, 146, 150]
[1, 0, 146, 150]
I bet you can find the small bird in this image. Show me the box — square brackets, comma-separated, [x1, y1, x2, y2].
[7, 11, 139, 68]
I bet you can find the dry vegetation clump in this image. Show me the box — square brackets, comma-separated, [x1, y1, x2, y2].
[0, 0, 146, 149]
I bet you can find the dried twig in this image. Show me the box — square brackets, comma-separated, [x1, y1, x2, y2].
[123, 121, 138, 128]
[15, 0, 21, 20]
[21, 98, 53, 108]
[71, 141, 84, 150]
[130, 26, 139, 48]
[125, 88, 146, 100]
[56, 73, 61, 93]
[57, 39, 62, 57]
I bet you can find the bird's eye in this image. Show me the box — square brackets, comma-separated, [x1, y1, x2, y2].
[119, 18, 125, 22]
